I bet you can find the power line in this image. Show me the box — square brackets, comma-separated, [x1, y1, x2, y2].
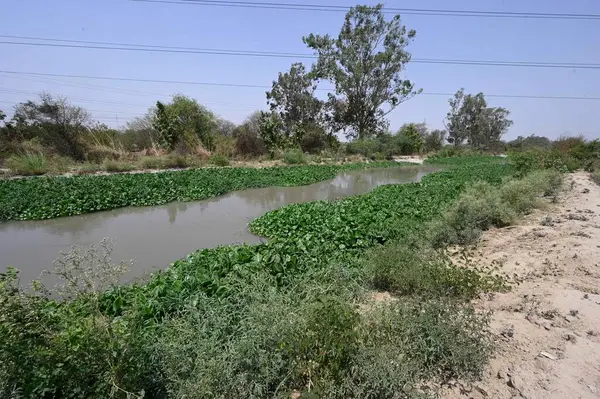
[0, 100, 147, 116]
[0, 74, 259, 110]
[132, 0, 600, 20]
[2, 70, 599, 101]
[1, 36, 599, 69]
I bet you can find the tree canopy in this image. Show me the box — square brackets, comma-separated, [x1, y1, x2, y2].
[445, 89, 513, 148]
[304, 4, 419, 140]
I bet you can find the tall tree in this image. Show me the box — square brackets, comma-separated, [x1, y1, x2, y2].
[423, 129, 447, 152]
[152, 94, 218, 151]
[266, 62, 323, 146]
[12, 93, 92, 159]
[397, 123, 424, 154]
[303, 4, 419, 140]
[445, 89, 512, 148]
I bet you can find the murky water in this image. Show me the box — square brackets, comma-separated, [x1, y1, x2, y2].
[0, 166, 438, 283]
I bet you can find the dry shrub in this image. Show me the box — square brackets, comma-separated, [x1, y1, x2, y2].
[214, 135, 236, 158]
[234, 124, 267, 157]
[86, 144, 124, 162]
[103, 159, 136, 173]
[553, 134, 586, 153]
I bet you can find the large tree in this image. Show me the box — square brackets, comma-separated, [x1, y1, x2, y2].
[303, 4, 419, 140]
[266, 62, 323, 146]
[445, 89, 513, 148]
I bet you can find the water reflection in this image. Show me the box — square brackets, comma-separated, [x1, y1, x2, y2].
[0, 166, 438, 283]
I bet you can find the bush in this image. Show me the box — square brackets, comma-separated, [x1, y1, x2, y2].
[4, 153, 49, 176]
[233, 123, 267, 157]
[592, 171, 600, 185]
[214, 135, 236, 158]
[430, 170, 563, 247]
[140, 156, 164, 169]
[163, 154, 191, 169]
[299, 126, 329, 154]
[103, 159, 135, 172]
[0, 242, 162, 398]
[283, 149, 307, 164]
[210, 154, 230, 167]
[366, 241, 503, 299]
[431, 182, 516, 246]
[346, 139, 381, 158]
[429, 145, 485, 160]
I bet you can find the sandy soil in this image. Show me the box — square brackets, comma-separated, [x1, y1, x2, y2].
[392, 156, 425, 164]
[444, 171, 600, 399]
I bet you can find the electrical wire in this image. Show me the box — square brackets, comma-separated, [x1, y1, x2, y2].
[132, 0, 600, 20]
[2, 70, 599, 100]
[1, 36, 599, 69]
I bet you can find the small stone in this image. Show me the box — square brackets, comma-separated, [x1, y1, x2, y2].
[497, 369, 506, 380]
[508, 374, 524, 392]
[474, 385, 489, 397]
[539, 351, 557, 360]
[589, 385, 597, 394]
[564, 333, 577, 343]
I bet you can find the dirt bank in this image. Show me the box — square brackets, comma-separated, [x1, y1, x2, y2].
[445, 171, 600, 399]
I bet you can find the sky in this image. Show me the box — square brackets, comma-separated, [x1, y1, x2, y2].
[1, 0, 600, 141]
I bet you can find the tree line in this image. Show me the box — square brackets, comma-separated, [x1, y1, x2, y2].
[1, 4, 525, 165]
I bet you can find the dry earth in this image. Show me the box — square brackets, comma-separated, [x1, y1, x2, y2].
[444, 171, 600, 399]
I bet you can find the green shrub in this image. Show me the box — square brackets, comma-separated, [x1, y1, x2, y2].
[213, 135, 237, 158]
[283, 149, 307, 164]
[429, 146, 485, 160]
[163, 154, 191, 169]
[592, 170, 600, 185]
[366, 241, 503, 299]
[0, 242, 163, 398]
[4, 153, 48, 176]
[103, 159, 136, 172]
[210, 154, 230, 167]
[430, 170, 563, 247]
[431, 182, 516, 247]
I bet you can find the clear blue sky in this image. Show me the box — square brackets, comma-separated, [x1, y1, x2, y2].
[1, 0, 600, 140]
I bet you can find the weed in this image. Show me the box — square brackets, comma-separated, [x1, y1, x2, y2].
[4, 152, 49, 176]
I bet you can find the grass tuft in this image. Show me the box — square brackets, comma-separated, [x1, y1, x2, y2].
[103, 159, 136, 173]
[4, 153, 49, 176]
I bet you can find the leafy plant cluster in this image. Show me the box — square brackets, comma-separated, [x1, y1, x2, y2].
[2, 157, 544, 398]
[1, 162, 402, 221]
[93, 159, 512, 319]
[508, 137, 600, 176]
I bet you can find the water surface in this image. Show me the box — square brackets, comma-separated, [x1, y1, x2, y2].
[0, 166, 438, 283]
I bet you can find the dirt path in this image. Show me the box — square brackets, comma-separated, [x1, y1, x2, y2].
[444, 172, 600, 399]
